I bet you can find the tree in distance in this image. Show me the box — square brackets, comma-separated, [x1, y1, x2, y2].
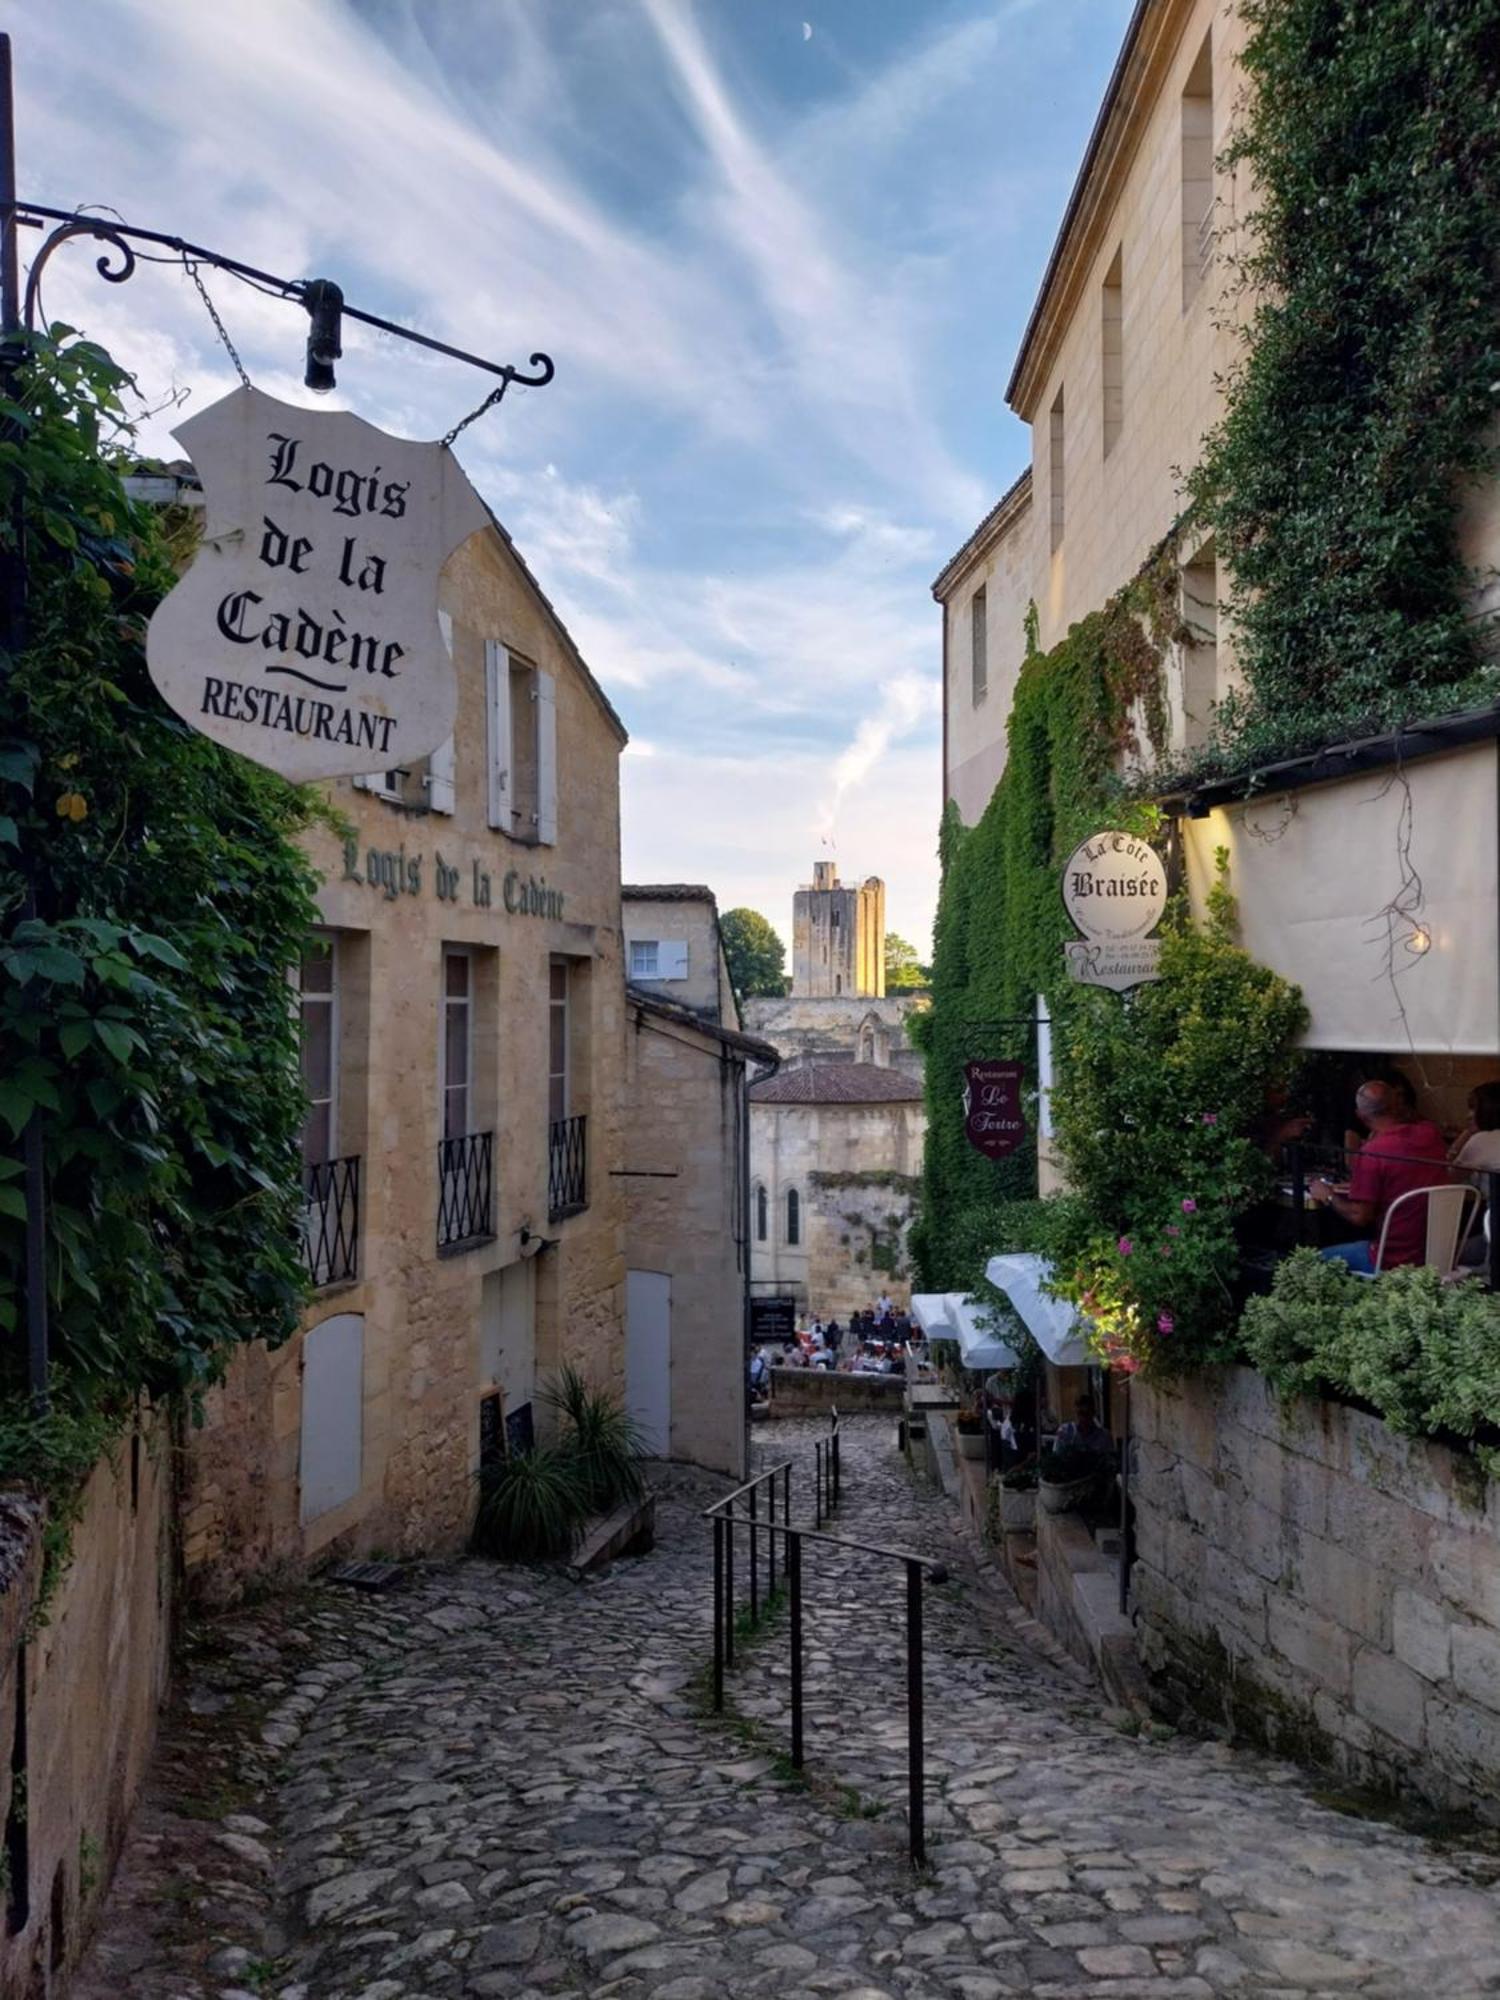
[721, 907, 788, 998]
[885, 932, 931, 992]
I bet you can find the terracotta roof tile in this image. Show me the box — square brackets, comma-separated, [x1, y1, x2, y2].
[749, 1062, 924, 1106]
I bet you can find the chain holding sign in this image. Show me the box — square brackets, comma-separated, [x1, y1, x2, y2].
[146, 387, 489, 782]
[1061, 830, 1167, 992]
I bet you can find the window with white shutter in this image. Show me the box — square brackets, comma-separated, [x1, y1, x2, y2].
[657, 940, 689, 981]
[425, 613, 456, 814]
[629, 939, 660, 979]
[536, 670, 558, 845]
[485, 639, 512, 832]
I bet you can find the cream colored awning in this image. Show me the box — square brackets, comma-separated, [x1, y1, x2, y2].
[1182, 741, 1499, 1054]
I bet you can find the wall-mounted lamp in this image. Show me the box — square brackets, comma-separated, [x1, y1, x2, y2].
[1404, 925, 1432, 956]
[518, 1224, 560, 1260]
[302, 278, 345, 394]
[1185, 796, 1211, 820]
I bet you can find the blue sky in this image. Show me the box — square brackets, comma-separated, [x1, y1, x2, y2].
[15, 0, 1132, 955]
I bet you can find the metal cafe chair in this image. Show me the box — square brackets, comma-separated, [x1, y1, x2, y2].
[1355, 1183, 1481, 1280]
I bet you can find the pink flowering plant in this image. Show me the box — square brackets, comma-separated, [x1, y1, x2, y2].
[1042, 862, 1307, 1373]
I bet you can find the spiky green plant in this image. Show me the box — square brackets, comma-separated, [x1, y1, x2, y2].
[542, 1364, 649, 1513]
[471, 1445, 590, 1562]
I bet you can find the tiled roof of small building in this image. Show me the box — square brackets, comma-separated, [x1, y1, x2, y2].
[622, 884, 717, 902]
[749, 1062, 924, 1106]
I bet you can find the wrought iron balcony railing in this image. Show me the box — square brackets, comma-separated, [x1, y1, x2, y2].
[548, 1113, 588, 1221]
[304, 1155, 360, 1287]
[437, 1130, 495, 1249]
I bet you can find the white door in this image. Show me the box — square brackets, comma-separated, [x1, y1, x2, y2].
[625, 1269, 671, 1457]
[300, 1313, 363, 1522]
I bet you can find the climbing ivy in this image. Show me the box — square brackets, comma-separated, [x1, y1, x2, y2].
[911, 578, 1176, 1291]
[0, 330, 318, 1471]
[1186, 0, 1500, 771]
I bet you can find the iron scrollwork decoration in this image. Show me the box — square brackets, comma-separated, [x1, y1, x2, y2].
[8, 201, 555, 407]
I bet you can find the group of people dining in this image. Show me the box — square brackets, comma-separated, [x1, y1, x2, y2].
[749, 1292, 921, 1390]
[1286, 1070, 1500, 1276]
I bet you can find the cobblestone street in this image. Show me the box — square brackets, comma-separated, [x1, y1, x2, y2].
[78, 1418, 1500, 2000]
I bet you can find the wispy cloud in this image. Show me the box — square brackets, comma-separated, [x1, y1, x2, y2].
[16, 0, 1133, 953]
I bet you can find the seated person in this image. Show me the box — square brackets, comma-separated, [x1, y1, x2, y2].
[1450, 1081, 1500, 1264]
[1054, 1394, 1115, 1461]
[1310, 1079, 1450, 1273]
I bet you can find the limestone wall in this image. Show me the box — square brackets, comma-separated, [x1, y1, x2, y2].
[180, 519, 628, 1605]
[1132, 1367, 1500, 1819]
[765, 1368, 903, 1416]
[622, 1001, 749, 1479]
[742, 994, 925, 1078]
[0, 1415, 173, 1997]
[750, 1099, 925, 1315]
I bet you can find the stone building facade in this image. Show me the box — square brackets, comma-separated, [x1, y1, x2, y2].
[620, 888, 778, 1478]
[181, 503, 632, 1602]
[792, 861, 884, 999]
[741, 992, 925, 1082]
[749, 1064, 925, 1317]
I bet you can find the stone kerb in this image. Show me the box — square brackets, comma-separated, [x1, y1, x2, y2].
[1131, 1365, 1500, 1820]
[765, 1367, 903, 1416]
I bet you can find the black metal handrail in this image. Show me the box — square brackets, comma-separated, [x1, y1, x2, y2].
[437, 1130, 494, 1248]
[703, 1417, 946, 1869]
[303, 1155, 359, 1287]
[548, 1113, 587, 1220]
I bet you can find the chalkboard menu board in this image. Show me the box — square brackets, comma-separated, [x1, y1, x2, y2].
[749, 1296, 798, 1342]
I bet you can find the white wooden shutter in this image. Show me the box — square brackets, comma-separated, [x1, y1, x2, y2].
[536, 669, 558, 846]
[485, 640, 511, 832]
[659, 939, 689, 980]
[425, 611, 457, 815]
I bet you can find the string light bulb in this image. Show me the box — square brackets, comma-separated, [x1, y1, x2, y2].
[1405, 925, 1432, 956]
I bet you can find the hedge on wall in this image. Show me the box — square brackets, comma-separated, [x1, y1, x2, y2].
[1185, 0, 1500, 773]
[0, 329, 319, 1529]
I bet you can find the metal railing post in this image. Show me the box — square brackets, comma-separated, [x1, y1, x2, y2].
[749, 1477, 759, 1622]
[789, 1528, 804, 1770]
[783, 1461, 790, 1541]
[768, 1469, 777, 1599]
[712, 1515, 725, 1712]
[725, 1499, 736, 1668]
[832, 1421, 841, 1508]
[906, 1557, 925, 1868]
[814, 1442, 824, 1528]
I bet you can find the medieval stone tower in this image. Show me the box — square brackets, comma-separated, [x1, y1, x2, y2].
[791, 861, 885, 999]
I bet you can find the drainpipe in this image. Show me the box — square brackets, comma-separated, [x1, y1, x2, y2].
[742, 1046, 780, 1479]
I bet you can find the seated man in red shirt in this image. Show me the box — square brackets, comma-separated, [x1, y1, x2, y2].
[1310, 1080, 1450, 1274]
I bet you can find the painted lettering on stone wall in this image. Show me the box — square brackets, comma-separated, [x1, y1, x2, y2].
[147, 386, 487, 782]
[340, 840, 562, 919]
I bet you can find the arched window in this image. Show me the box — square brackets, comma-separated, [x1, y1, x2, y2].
[858, 1025, 876, 1064]
[786, 1188, 801, 1246]
[755, 1184, 768, 1242]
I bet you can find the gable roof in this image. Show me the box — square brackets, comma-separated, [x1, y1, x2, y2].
[622, 884, 717, 903]
[1005, 0, 1195, 418]
[750, 1062, 924, 1107]
[478, 500, 629, 746]
[931, 469, 1033, 600]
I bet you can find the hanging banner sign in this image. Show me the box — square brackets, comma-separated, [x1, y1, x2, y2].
[146, 386, 487, 781]
[963, 1059, 1027, 1159]
[1061, 831, 1167, 990]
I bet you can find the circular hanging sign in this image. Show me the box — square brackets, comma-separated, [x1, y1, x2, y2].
[1062, 831, 1167, 943]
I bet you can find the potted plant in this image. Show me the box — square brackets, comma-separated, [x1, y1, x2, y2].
[1037, 1441, 1098, 1514]
[998, 1459, 1038, 1532]
[954, 1403, 986, 1461]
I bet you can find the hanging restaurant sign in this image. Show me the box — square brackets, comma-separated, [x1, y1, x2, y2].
[147, 386, 488, 781]
[963, 1059, 1026, 1160]
[1061, 830, 1167, 991]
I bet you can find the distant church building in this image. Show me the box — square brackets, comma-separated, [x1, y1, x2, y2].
[746, 859, 927, 1315]
[792, 862, 885, 999]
